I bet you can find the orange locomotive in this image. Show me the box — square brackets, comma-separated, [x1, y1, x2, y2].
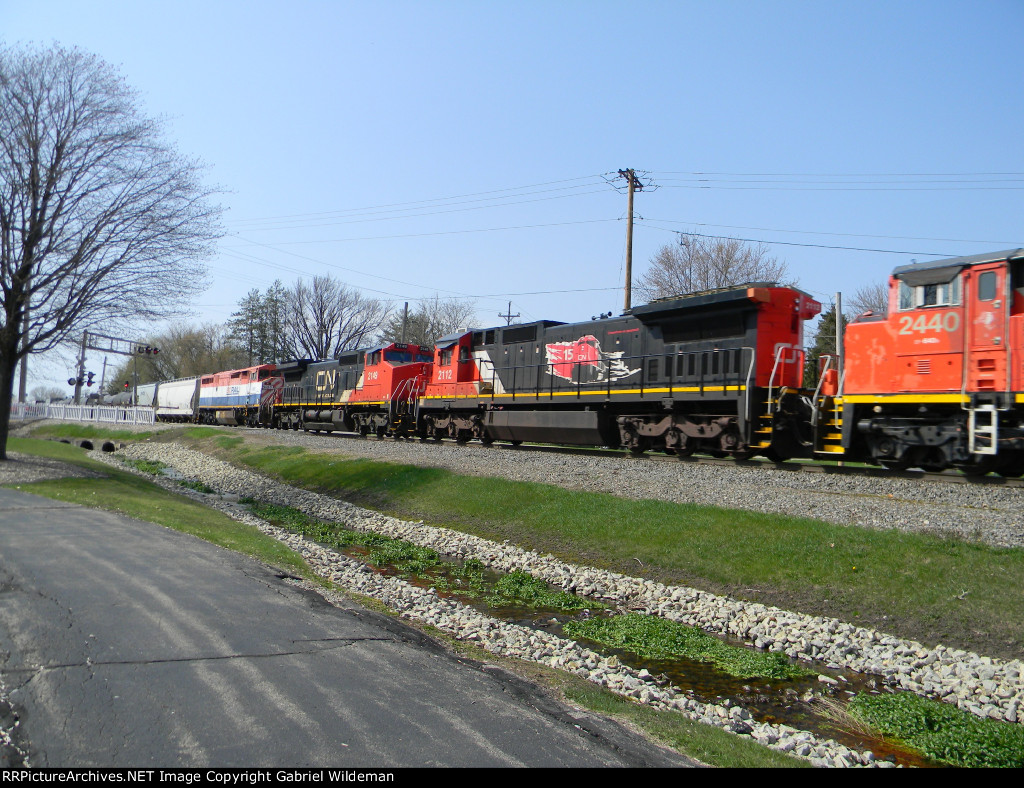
[819, 249, 1024, 475]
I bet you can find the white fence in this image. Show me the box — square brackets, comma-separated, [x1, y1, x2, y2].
[10, 402, 156, 425]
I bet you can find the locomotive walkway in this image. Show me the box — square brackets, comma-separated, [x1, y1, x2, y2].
[0, 486, 693, 768]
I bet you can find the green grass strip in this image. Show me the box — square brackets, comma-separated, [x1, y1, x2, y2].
[28, 424, 157, 442]
[565, 613, 813, 680]
[3, 437, 314, 582]
[849, 692, 1024, 768]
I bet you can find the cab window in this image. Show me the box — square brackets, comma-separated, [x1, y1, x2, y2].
[898, 276, 961, 310]
[978, 271, 997, 301]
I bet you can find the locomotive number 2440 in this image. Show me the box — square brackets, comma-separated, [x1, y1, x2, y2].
[897, 311, 960, 335]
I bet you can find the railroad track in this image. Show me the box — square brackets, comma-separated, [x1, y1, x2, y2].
[258, 426, 1024, 489]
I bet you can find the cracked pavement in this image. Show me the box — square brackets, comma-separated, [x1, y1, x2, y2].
[0, 487, 694, 768]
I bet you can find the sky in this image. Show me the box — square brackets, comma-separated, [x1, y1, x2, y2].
[3, 0, 1023, 392]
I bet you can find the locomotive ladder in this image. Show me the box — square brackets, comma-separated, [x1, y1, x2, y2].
[968, 404, 998, 455]
[811, 355, 844, 457]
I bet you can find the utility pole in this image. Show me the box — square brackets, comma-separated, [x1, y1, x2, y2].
[400, 302, 409, 343]
[611, 169, 651, 312]
[499, 302, 520, 326]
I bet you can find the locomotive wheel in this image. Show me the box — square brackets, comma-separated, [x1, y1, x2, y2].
[880, 458, 912, 471]
[957, 457, 997, 477]
[480, 434, 495, 446]
[674, 438, 695, 457]
[628, 438, 651, 456]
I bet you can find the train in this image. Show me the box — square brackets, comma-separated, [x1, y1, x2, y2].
[126, 248, 1024, 477]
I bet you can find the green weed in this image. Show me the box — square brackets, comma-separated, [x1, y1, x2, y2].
[849, 692, 1024, 768]
[565, 613, 812, 680]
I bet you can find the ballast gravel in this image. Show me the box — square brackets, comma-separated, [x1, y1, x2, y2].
[95, 441, 1024, 768]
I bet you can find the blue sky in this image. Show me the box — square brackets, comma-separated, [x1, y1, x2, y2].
[4, 0, 1022, 390]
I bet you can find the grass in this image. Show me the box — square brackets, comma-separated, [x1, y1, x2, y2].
[26, 423, 158, 442]
[174, 434, 1024, 659]
[848, 692, 1024, 768]
[3, 437, 315, 584]
[565, 613, 813, 680]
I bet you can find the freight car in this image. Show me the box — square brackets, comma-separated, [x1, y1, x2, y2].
[822, 249, 1024, 475]
[415, 283, 822, 460]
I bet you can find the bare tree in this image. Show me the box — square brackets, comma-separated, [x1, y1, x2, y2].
[848, 282, 889, 316]
[637, 233, 793, 301]
[105, 323, 247, 390]
[379, 294, 477, 348]
[29, 384, 66, 403]
[0, 44, 221, 458]
[282, 275, 389, 360]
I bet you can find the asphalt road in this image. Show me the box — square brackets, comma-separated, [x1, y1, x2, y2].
[0, 487, 695, 768]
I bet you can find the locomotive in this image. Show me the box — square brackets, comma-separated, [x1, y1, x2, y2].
[413, 284, 821, 461]
[133, 248, 1024, 476]
[826, 248, 1024, 476]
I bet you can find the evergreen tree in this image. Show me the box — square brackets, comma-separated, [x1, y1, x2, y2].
[804, 305, 852, 387]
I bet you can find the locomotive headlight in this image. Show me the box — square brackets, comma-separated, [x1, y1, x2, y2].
[873, 405, 882, 413]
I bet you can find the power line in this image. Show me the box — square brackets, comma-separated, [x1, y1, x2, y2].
[229, 187, 612, 232]
[640, 218, 1022, 247]
[649, 170, 1024, 177]
[225, 217, 619, 248]
[638, 222, 955, 257]
[655, 182, 1024, 192]
[228, 174, 610, 225]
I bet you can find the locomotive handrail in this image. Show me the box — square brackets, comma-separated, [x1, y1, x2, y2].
[767, 345, 806, 415]
[810, 354, 836, 426]
[741, 347, 756, 427]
